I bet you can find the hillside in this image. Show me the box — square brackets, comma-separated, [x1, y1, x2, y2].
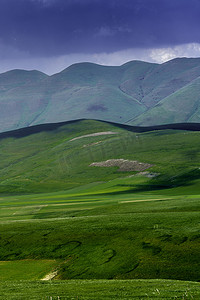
[1, 58, 200, 132]
[0, 119, 200, 194]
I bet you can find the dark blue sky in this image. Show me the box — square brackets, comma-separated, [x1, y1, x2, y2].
[1, 0, 200, 74]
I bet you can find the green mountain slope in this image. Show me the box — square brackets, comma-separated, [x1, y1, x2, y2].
[2, 58, 200, 131]
[0, 119, 200, 194]
[26, 61, 151, 126]
[0, 69, 49, 132]
[133, 76, 200, 125]
[139, 57, 200, 107]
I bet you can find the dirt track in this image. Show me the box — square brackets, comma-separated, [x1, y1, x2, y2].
[69, 131, 118, 141]
[41, 270, 58, 281]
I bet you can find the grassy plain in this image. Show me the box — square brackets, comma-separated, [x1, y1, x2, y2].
[1, 186, 200, 298]
[1, 279, 200, 299]
[0, 181, 200, 282]
[0, 260, 57, 281]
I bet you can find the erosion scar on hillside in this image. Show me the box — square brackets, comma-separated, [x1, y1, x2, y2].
[90, 159, 153, 172]
[69, 131, 118, 141]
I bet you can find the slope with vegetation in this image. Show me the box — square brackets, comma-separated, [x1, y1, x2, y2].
[0, 119, 200, 283]
[1, 119, 200, 298]
[0, 119, 200, 194]
[2, 58, 200, 132]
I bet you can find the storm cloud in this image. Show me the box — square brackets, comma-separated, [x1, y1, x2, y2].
[0, 0, 200, 73]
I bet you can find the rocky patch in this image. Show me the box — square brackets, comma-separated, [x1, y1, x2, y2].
[90, 159, 152, 172]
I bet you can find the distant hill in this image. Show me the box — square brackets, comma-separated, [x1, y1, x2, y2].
[1, 57, 200, 132]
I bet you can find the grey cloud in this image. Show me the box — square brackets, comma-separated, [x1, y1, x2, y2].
[0, 0, 200, 57]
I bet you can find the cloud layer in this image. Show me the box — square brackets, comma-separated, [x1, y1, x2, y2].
[1, 0, 200, 56]
[0, 0, 200, 73]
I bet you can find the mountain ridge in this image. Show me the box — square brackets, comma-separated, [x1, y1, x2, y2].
[1, 118, 200, 140]
[1, 57, 200, 132]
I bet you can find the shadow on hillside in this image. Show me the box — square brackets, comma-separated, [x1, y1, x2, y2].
[94, 168, 200, 196]
[1, 119, 200, 139]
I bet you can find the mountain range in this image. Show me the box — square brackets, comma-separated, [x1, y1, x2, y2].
[1, 57, 200, 132]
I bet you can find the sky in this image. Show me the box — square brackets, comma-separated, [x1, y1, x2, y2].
[1, 0, 200, 74]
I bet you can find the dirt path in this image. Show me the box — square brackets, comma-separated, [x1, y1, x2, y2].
[69, 131, 118, 141]
[41, 270, 58, 281]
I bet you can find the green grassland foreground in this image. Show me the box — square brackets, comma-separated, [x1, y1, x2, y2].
[1, 189, 200, 282]
[0, 120, 200, 297]
[1, 279, 200, 299]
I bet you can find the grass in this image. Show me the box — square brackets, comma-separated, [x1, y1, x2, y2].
[0, 260, 57, 281]
[1, 119, 200, 297]
[1, 119, 200, 194]
[0, 182, 200, 281]
[1, 279, 200, 299]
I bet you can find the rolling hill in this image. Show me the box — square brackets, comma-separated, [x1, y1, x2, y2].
[2, 57, 200, 132]
[0, 119, 200, 194]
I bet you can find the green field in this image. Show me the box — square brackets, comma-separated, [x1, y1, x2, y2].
[1, 186, 200, 282]
[1, 120, 200, 298]
[1, 279, 200, 299]
[1, 187, 200, 298]
[0, 260, 57, 281]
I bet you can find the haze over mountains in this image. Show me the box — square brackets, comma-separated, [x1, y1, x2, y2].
[1, 57, 200, 133]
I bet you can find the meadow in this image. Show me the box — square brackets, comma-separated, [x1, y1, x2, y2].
[0, 120, 200, 298]
[1, 279, 200, 299]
